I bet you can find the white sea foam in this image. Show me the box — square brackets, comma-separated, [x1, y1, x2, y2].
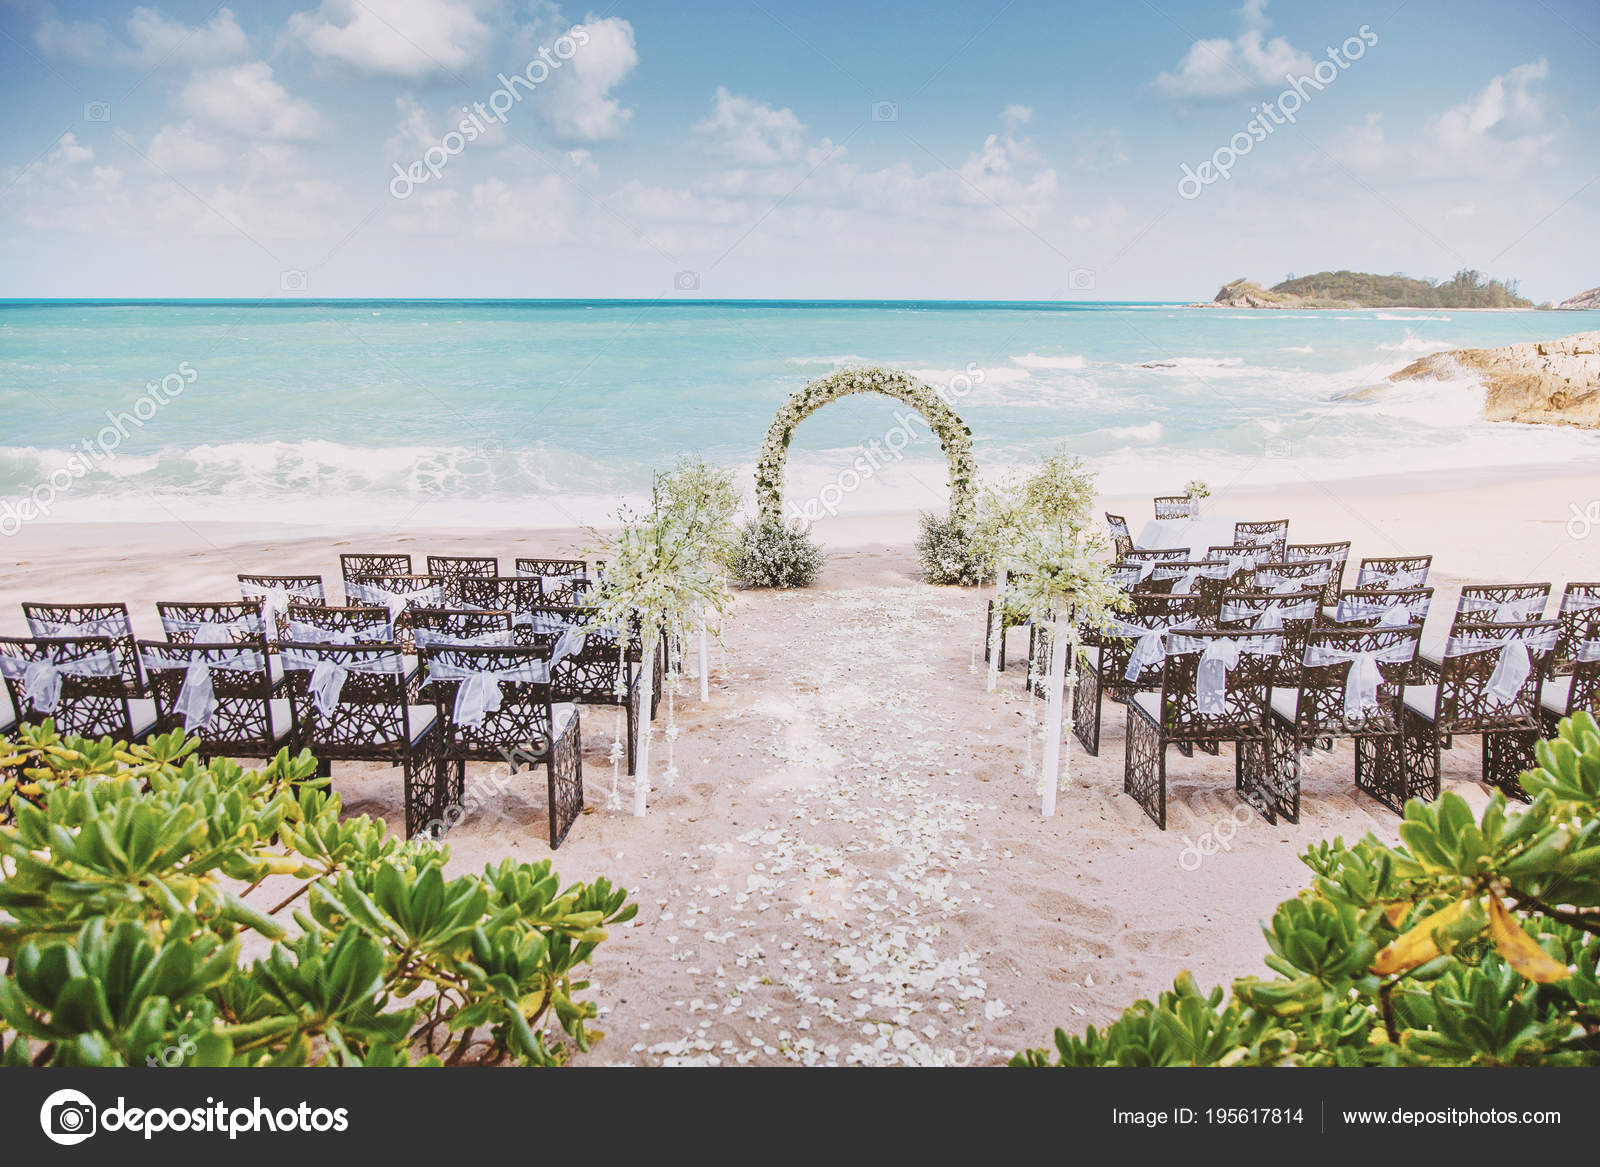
[1279, 345, 1314, 353]
[1375, 313, 1450, 321]
[1377, 330, 1458, 353]
[1009, 353, 1087, 370]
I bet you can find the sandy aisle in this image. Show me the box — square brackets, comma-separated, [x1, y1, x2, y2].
[0, 462, 1596, 1064]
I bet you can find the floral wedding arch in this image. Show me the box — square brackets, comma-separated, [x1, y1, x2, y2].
[755, 366, 979, 526]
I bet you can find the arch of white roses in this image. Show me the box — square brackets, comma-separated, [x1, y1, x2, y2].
[755, 366, 979, 527]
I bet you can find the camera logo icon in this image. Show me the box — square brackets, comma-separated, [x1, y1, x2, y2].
[673, 270, 700, 291]
[1068, 267, 1097, 291]
[1265, 438, 1293, 460]
[871, 101, 898, 122]
[83, 102, 111, 122]
[280, 269, 308, 293]
[40, 1088, 97, 1146]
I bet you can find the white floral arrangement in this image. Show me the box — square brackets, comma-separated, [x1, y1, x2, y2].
[1184, 479, 1211, 501]
[755, 366, 979, 527]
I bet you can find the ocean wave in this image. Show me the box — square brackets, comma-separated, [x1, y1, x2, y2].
[1279, 345, 1315, 353]
[784, 354, 871, 367]
[1377, 331, 1458, 354]
[1009, 353, 1087, 370]
[1375, 313, 1450, 321]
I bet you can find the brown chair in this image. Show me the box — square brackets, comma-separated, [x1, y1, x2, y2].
[1401, 619, 1560, 803]
[0, 635, 162, 741]
[1152, 496, 1197, 520]
[1233, 520, 1289, 563]
[139, 638, 297, 762]
[1123, 628, 1281, 829]
[22, 603, 144, 696]
[421, 643, 584, 849]
[1268, 625, 1422, 819]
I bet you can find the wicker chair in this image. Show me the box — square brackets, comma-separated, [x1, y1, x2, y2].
[1218, 588, 1322, 691]
[1541, 614, 1597, 736]
[1554, 583, 1600, 674]
[1147, 560, 1232, 622]
[421, 644, 584, 849]
[1285, 542, 1351, 607]
[1268, 625, 1422, 819]
[285, 604, 420, 702]
[1123, 629, 1281, 829]
[426, 556, 499, 604]
[1153, 496, 1197, 520]
[410, 608, 515, 649]
[0, 635, 162, 741]
[1355, 555, 1431, 591]
[1105, 514, 1134, 561]
[1327, 586, 1435, 629]
[1414, 583, 1552, 683]
[1065, 593, 1206, 758]
[1206, 544, 1267, 583]
[139, 638, 297, 762]
[343, 574, 445, 649]
[239, 574, 325, 640]
[1401, 619, 1560, 802]
[1233, 520, 1289, 563]
[515, 557, 588, 579]
[157, 600, 267, 644]
[22, 603, 143, 696]
[280, 641, 448, 840]
[522, 603, 648, 774]
[340, 554, 413, 583]
[1121, 548, 1190, 590]
[1251, 558, 1335, 599]
[455, 576, 547, 636]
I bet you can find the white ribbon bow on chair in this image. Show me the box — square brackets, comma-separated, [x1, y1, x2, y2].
[1195, 639, 1244, 716]
[1445, 627, 1557, 706]
[1304, 639, 1415, 719]
[1116, 617, 1196, 682]
[1, 649, 118, 713]
[281, 644, 401, 717]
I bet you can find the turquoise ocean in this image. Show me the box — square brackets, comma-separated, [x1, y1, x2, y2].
[1, 300, 1596, 530]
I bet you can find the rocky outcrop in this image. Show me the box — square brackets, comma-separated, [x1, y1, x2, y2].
[1558, 286, 1600, 311]
[1387, 331, 1600, 429]
[1193, 279, 1359, 310]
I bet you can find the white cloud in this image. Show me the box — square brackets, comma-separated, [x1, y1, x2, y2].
[1152, 0, 1313, 100]
[34, 6, 247, 67]
[287, 0, 492, 80]
[1428, 59, 1556, 169]
[1327, 113, 1387, 170]
[694, 88, 806, 164]
[148, 122, 232, 172]
[126, 7, 248, 63]
[537, 17, 639, 141]
[179, 63, 328, 141]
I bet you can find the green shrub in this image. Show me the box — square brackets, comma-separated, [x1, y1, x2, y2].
[915, 511, 983, 586]
[1013, 712, 1600, 1067]
[731, 519, 824, 589]
[0, 723, 634, 1067]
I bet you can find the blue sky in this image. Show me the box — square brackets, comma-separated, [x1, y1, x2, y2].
[1, 0, 1596, 299]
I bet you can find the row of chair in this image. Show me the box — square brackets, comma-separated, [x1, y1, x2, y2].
[0, 556, 639, 850]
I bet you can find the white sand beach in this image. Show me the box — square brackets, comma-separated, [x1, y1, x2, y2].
[2, 463, 1596, 1065]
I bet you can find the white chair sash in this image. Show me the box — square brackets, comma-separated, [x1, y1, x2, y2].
[1221, 594, 1316, 631]
[412, 626, 514, 650]
[286, 619, 388, 645]
[30, 615, 129, 640]
[1444, 627, 1558, 705]
[141, 640, 265, 731]
[1259, 565, 1329, 591]
[1458, 594, 1543, 623]
[1335, 593, 1425, 625]
[161, 613, 262, 642]
[280, 647, 406, 716]
[525, 611, 589, 636]
[345, 580, 443, 622]
[1578, 639, 1600, 664]
[1112, 617, 1198, 681]
[1359, 566, 1427, 590]
[0, 649, 120, 712]
[239, 581, 320, 627]
[1304, 639, 1416, 719]
[1168, 633, 1282, 715]
[1561, 593, 1600, 615]
[428, 632, 584, 727]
